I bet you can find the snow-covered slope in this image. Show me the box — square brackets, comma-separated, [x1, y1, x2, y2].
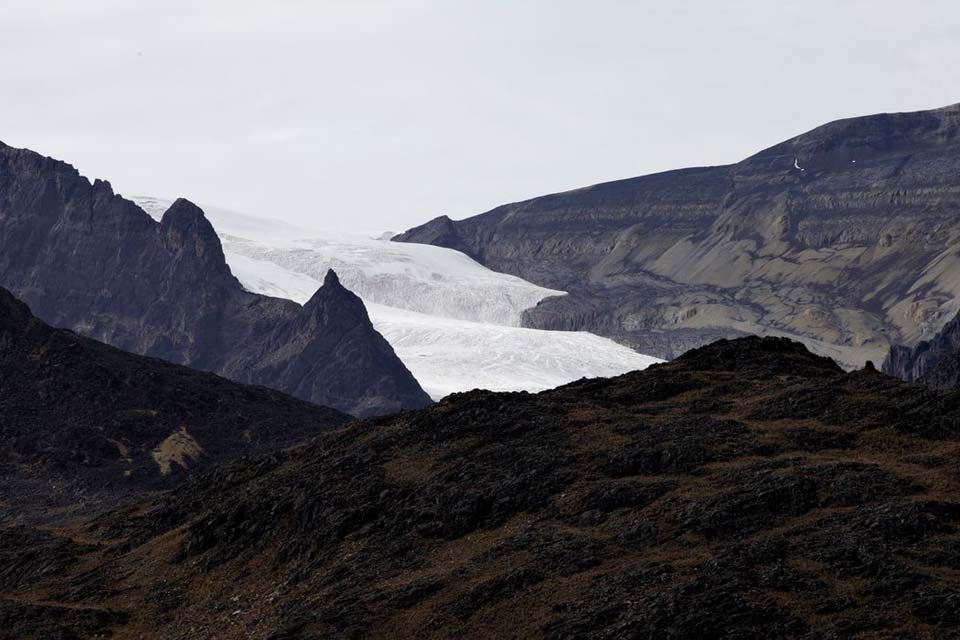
[366, 304, 662, 399]
[134, 196, 662, 399]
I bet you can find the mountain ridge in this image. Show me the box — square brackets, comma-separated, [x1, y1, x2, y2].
[0, 143, 432, 416]
[396, 102, 960, 368]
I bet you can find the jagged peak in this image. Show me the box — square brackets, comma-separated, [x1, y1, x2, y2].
[323, 268, 342, 288]
[157, 198, 231, 274]
[160, 198, 209, 227]
[306, 268, 358, 303]
[160, 199, 221, 245]
[393, 214, 456, 240]
[300, 269, 369, 326]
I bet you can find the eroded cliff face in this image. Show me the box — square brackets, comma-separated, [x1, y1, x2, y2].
[0, 142, 432, 416]
[397, 104, 960, 367]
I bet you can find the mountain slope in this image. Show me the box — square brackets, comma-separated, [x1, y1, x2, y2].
[8, 338, 960, 638]
[134, 197, 662, 399]
[134, 195, 565, 327]
[396, 103, 960, 368]
[0, 142, 431, 416]
[0, 287, 349, 523]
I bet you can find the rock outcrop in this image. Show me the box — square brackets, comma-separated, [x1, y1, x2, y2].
[0, 142, 432, 416]
[0, 286, 349, 521]
[396, 103, 960, 368]
[8, 337, 960, 637]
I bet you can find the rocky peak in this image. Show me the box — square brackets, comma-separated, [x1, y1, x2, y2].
[158, 198, 231, 275]
[297, 269, 374, 332]
[393, 214, 476, 260]
[301, 268, 369, 323]
[323, 267, 342, 288]
[0, 143, 432, 416]
[160, 198, 220, 242]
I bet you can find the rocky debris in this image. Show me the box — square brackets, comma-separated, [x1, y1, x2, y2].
[397, 103, 960, 369]
[0, 286, 349, 522]
[0, 144, 431, 416]
[7, 336, 960, 637]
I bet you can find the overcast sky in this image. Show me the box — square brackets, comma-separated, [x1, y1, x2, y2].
[2, 1, 958, 232]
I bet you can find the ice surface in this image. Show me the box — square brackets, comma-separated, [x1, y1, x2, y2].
[134, 197, 662, 399]
[366, 303, 662, 399]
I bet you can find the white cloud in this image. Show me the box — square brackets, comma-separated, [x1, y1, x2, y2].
[1, 0, 957, 231]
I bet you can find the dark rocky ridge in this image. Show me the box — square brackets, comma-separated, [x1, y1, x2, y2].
[0, 286, 350, 523]
[8, 337, 960, 637]
[396, 103, 960, 368]
[0, 142, 432, 416]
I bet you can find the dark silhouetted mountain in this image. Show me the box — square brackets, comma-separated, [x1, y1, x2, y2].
[396, 103, 960, 369]
[0, 142, 432, 416]
[8, 336, 960, 638]
[0, 286, 350, 522]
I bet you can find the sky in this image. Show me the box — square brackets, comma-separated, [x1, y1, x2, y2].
[1, 1, 958, 232]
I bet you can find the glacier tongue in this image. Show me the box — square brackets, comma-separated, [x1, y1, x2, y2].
[134, 196, 662, 399]
[364, 303, 661, 399]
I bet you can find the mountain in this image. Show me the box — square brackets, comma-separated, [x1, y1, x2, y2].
[0, 286, 349, 523]
[0, 142, 431, 416]
[134, 197, 662, 399]
[396, 103, 960, 369]
[6, 337, 960, 638]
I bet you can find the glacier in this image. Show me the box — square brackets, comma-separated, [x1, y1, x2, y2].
[134, 196, 662, 399]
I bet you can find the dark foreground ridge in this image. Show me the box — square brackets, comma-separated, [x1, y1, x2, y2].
[0, 287, 349, 523]
[0, 144, 432, 416]
[7, 336, 960, 638]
